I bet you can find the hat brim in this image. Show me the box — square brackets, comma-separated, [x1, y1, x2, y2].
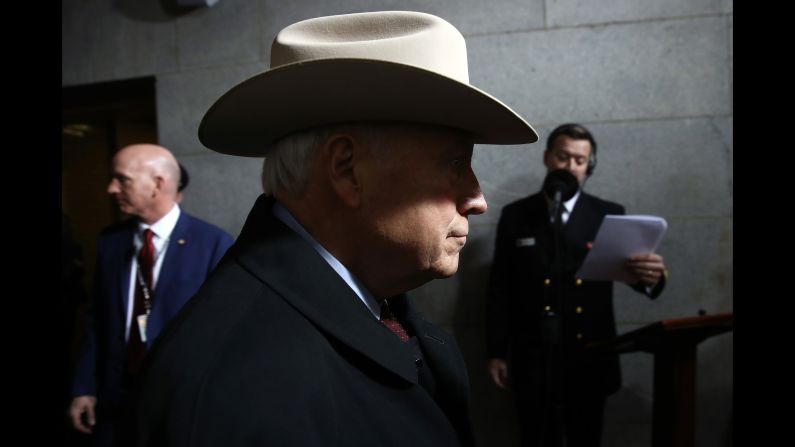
[199, 59, 538, 157]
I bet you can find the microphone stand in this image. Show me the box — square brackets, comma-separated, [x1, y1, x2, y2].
[541, 198, 567, 446]
[538, 169, 577, 446]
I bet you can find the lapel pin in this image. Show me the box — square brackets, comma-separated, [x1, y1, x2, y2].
[178, 239, 186, 245]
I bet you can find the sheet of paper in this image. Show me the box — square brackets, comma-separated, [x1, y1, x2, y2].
[576, 215, 668, 283]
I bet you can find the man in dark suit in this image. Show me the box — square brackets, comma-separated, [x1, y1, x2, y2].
[68, 144, 234, 446]
[486, 123, 668, 447]
[121, 11, 539, 447]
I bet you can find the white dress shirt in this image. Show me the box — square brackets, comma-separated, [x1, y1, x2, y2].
[125, 204, 181, 340]
[546, 188, 581, 224]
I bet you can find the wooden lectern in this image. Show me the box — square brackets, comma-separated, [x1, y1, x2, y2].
[588, 313, 733, 447]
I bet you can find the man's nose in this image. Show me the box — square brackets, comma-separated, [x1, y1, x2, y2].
[566, 158, 578, 172]
[462, 189, 487, 216]
[459, 169, 487, 216]
[107, 179, 119, 194]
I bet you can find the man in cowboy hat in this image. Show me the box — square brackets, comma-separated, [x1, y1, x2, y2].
[122, 11, 537, 446]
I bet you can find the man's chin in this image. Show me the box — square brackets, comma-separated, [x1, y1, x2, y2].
[433, 256, 459, 278]
[117, 208, 134, 218]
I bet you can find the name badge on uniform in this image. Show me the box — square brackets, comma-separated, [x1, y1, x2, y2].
[516, 237, 535, 247]
[137, 314, 148, 343]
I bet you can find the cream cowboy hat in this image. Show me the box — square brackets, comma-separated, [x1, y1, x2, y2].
[198, 11, 538, 157]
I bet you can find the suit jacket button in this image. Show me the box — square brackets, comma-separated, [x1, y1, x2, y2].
[576, 278, 583, 286]
[544, 278, 551, 286]
[415, 358, 423, 368]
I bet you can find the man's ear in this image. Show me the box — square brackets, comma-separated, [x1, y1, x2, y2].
[152, 175, 165, 198]
[324, 134, 361, 208]
[152, 175, 173, 198]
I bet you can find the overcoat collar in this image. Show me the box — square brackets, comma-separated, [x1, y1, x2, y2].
[233, 195, 421, 384]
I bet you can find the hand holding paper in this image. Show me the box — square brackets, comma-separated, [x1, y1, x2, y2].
[576, 215, 667, 283]
[625, 252, 666, 286]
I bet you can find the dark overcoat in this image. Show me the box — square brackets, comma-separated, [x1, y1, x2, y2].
[122, 195, 475, 447]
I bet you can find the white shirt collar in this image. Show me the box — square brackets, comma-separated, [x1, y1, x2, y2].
[272, 202, 382, 320]
[563, 189, 581, 216]
[544, 188, 581, 223]
[138, 203, 181, 242]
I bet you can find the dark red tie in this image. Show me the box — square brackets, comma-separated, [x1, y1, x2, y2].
[380, 299, 410, 343]
[127, 229, 154, 377]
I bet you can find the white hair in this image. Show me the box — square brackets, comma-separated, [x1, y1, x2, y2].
[261, 128, 325, 199]
[261, 123, 393, 200]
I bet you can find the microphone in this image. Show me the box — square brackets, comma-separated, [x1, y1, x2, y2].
[542, 169, 579, 224]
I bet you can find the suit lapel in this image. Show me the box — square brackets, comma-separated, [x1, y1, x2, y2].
[564, 193, 600, 273]
[566, 192, 591, 243]
[115, 223, 136, 323]
[234, 195, 419, 385]
[522, 193, 555, 271]
[153, 212, 190, 308]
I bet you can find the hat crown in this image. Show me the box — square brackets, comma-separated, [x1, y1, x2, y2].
[199, 11, 537, 157]
[271, 11, 469, 84]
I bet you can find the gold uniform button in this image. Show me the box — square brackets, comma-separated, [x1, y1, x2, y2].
[576, 306, 583, 314]
[544, 305, 551, 312]
[576, 278, 583, 286]
[544, 278, 551, 286]
[576, 333, 583, 340]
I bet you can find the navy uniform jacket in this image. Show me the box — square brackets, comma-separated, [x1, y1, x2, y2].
[486, 191, 664, 397]
[71, 211, 234, 408]
[120, 195, 476, 447]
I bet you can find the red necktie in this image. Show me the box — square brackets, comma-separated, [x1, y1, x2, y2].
[127, 229, 154, 377]
[380, 299, 410, 343]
